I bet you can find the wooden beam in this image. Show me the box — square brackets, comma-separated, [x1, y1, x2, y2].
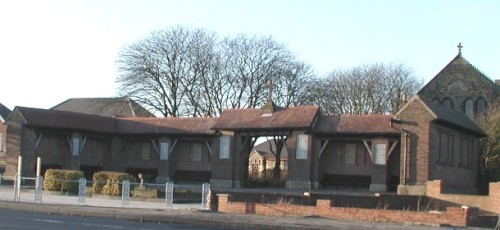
[169, 140, 178, 155]
[319, 140, 330, 158]
[204, 140, 212, 157]
[387, 140, 399, 160]
[363, 140, 374, 162]
[34, 133, 43, 151]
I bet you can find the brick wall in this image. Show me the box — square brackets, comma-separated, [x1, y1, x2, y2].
[427, 180, 500, 214]
[217, 193, 476, 227]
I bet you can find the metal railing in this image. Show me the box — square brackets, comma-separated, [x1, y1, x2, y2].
[0, 174, 210, 209]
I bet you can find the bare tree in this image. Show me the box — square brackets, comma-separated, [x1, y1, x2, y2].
[117, 26, 211, 117]
[301, 63, 422, 115]
[475, 103, 500, 192]
[117, 27, 311, 117]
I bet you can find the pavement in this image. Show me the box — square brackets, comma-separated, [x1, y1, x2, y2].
[0, 188, 490, 229]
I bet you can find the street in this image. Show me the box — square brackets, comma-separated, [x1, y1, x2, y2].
[0, 209, 224, 230]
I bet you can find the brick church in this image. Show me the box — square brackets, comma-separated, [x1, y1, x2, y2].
[4, 45, 499, 195]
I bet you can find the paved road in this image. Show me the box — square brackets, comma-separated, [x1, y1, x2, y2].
[0, 188, 490, 229]
[0, 209, 221, 230]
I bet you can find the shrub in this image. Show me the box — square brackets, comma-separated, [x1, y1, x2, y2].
[44, 169, 84, 194]
[92, 171, 136, 196]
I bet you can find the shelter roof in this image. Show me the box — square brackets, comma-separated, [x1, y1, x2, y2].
[116, 117, 217, 135]
[13, 106, 216, 136]
[212, 106, 319, 131]
[314, 114, 399, 135]
[52, 97, 155, 118]
[14, 106, 116, 133]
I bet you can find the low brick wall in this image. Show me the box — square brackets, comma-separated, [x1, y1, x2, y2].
[217, 194, 476, 227]
[427, 180, 500, 214]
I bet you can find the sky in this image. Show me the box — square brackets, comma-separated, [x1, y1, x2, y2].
[1, 0, 499, 110]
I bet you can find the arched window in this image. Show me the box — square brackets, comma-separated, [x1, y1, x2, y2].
[432, 98, 441, 105]
[464, 98, 474, 119]
[476, 97, 487, 118]
[443, 98, 453, 109]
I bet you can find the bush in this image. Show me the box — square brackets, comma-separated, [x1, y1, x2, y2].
[92, 171, 136, 196]
[44, 169, 84, 193]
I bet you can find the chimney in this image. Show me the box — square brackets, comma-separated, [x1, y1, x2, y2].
[400, 93, 408, 107]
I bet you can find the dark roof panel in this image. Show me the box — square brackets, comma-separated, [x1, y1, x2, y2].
[16, 107, 116, 133]
[0, 102, 11, 121]
[52, 97, 155, 118]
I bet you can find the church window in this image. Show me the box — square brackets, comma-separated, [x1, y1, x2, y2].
[476, 97, 487, 118]
[438, 131, 454, 166]
[443, 98, 453, 109]
[460, 138, 473, 168]
[432, 98, 441, 105]
[464, 98, 474, 119]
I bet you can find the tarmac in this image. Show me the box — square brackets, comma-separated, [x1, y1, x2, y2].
[0, 188, 489, 229]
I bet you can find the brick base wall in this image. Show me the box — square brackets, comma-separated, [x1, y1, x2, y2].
[426, 180, 500, 214]
[217, 194, 476, 227]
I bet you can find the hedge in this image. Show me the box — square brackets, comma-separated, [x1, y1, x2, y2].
[92, 171, 136, 196]
[43, 169, 84, 194]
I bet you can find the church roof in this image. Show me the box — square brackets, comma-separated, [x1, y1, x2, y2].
[314, 114, 399, 136]
[418, 53, 496, 95]
[51, 97, 155, 118]
[0, 102, 11, 122]
[396, 95, 486, 137]
[212, 106, 319, 131]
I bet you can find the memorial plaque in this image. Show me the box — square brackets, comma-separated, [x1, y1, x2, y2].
[374, 144, 386, 165]
[160, 142, 169, 160]
[219, 136, 230, 159]
[296, 135, 308, 160]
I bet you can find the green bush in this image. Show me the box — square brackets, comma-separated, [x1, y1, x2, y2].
[44, 169, 84, 193]
[92, 171, 136, 196]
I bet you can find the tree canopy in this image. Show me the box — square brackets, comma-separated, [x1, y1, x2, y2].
[116, 26, 422, 117]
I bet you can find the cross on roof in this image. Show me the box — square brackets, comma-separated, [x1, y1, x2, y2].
[457, 42, 463, 55]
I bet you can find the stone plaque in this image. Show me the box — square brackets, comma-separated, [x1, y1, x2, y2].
[296, 135, 308, 160]
[374, 144, 386, 165]
[219, 136, 230, 159]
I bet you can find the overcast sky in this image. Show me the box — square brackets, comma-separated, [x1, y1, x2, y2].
[1, 0, 499, 110]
